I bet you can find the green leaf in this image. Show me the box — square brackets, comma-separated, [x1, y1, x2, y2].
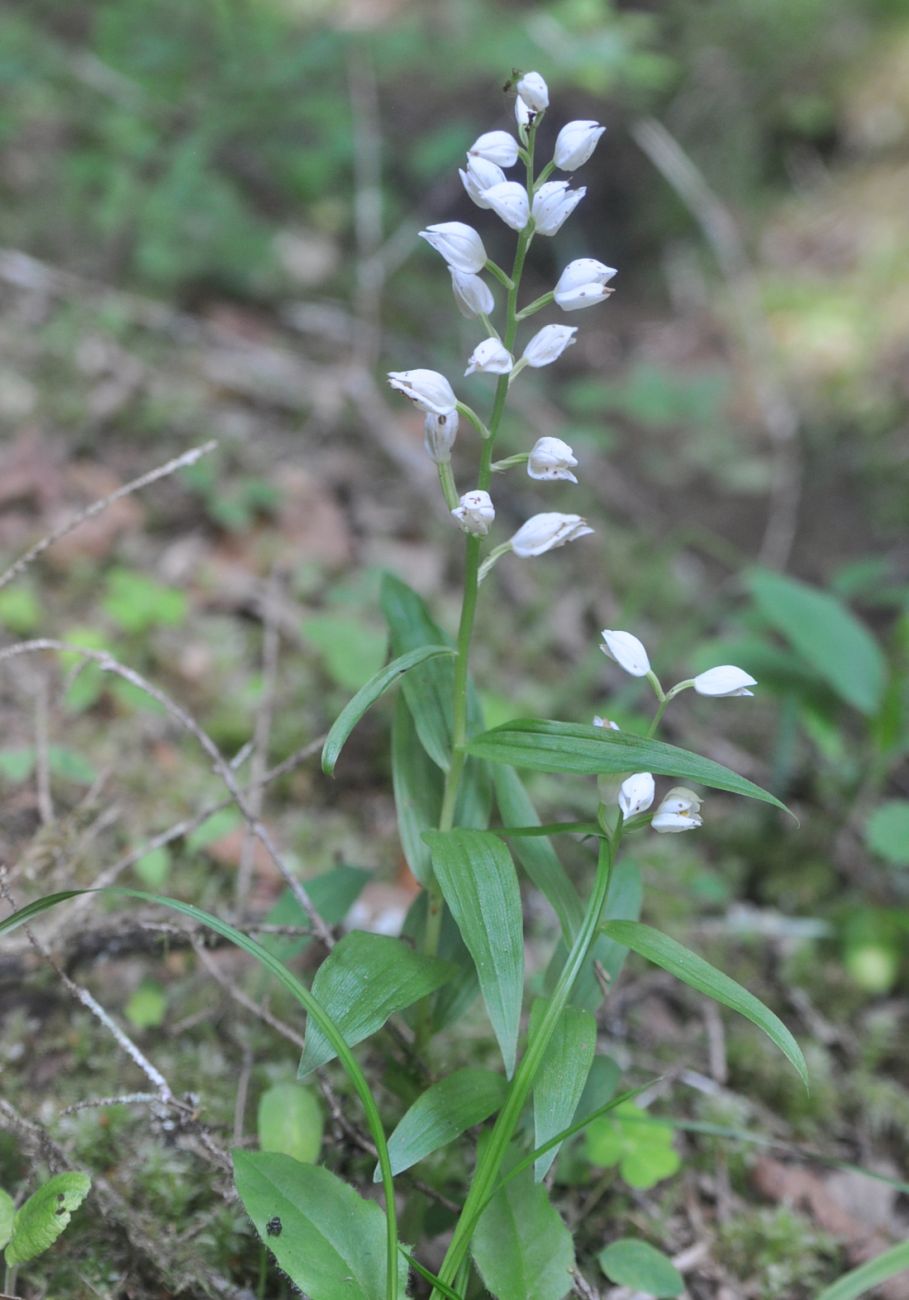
[258, 1082, 323, 1164]
[376, 1068, 507, 1180]
[598, 1239, 683, 1297]
[493, 766, 584, 942]
[4, 1171, 91, 1267]
[864, 801, 909, 867]
[298, 931, 454, 1077]
[601, 921, 808, 1087]
[102, 567, 187, 634]
[748, 568, 887, 715]
[471, 1168, 574, 1300]
[321, 644, 454, 776]
[0, 1189, 14, 1252]
[467, 720, 791, 815]
[401, 892, 479, 1035]
[0, 747, 36, 783]
[530, 999, 596, 1181]
[263, 865, 370, 962]
[124, 979, 167, 1029]
[585, 1101, 680, 1189]
[381, 573, 456, 770]
[392, 694, 442, 885]
[134, 846, 170, 889]
[425, 829, 524, 1077]
[815, 1240, 909, 1300]
[567, 859, 642, 1012]
[232, 1152, 407, 1300]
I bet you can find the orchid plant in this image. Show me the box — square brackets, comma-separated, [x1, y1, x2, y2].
[0, 71, 805, 1300]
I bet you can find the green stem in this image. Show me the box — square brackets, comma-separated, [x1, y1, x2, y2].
[432, 835, 615, 1292]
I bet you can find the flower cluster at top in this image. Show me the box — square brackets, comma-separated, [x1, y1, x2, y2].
[387, 71, 614, 574]
[596, 629, 759, 836]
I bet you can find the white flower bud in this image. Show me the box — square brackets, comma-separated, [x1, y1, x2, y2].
[469, 130, 519, 169]
[509, 512, 593, 557]
[652, 787, 703, 834]
[465, 338, 513, 377]
[600, 629, 651, 678]
[593, 716, 620, 730]
[515, 71, 549, 113]
[522, 324, 577, 368]
[451, 489, 495, 537]
[459, 155, 507, 208]
[554, 259, 617, 311]
[527, 436, 578, 483]
[418, 222, 487, 274]
[450, 269, 495, 319]
[532, 181, 586, 236]
[423, 410, 458, 464]
[481, 181, 530, 232]
[554, 120, 606, 171]
[692, 666, 757, 698]
[515, 95, 534, 129]
[388, 368, 457, 415]
[618, 772, 655, 818]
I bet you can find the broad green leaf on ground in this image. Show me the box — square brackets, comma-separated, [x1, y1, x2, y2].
[263, 866, 370, 961]
[530, 999, 596, 1181]
[471, 1168, 574, 1300]
[322, 644, 454, 775]
[298, 931, 454, 1077]
[585, 1101, 680, 1189]
[601, 921, 808, 1087]
[392, 694, 442, 884]
[864, 801, 909, 867]
[598, 1239, 683, 1297]
[748, 568, 886, 715]
[815, 1240, 909, 1300]
[124, 979, 167, 1030]
[4, 1172, 91, 1267]
[493, 765, 584, 941]
[376, 1069, 507, 1180]
[258, 1082, 323, 1164]
[566, 858, 642, 1011]
[467, 720, 790, 814]
[0, 1189, 14, 1252]
[381, 573, 456, 769]
[233, 1152, 407, 1300]
[426, 829, 524, 1077]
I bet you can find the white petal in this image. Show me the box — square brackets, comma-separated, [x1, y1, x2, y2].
[618, 772, 655, 817]
[600, 629, 651, 677]
[693, 665, 757, 698]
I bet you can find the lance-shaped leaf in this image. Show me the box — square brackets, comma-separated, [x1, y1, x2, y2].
[530, 998, 596, 1181]
[472, 1168, 574, 1300]
[426, 829, 524, 1077]
[233, 1152, 408, 1300]
[392, 695, 442, 884]
[401, 893, 479, 1035]
[0, 1189, 13, 1252]
[4, 1172, 91, 1267]
[375, 1068, 507, 1180]
[298, 931, 454, 1077]
[322, 644, 454, 775]
[815, 1240, 909, 1300]
[467, 719, 791, 815]
[601, 921, 808, 1087]
[493, 765, 584, 942]
[263, 865, 370, 961]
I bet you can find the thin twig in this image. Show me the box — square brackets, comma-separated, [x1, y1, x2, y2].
[630, 116, 802, 570]
[33, 674, 54, 826]
[0, 441, 217, 595]
[0, 640, 335, 948]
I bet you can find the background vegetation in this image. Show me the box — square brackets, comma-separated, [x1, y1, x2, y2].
[0, 0, 908, 1295]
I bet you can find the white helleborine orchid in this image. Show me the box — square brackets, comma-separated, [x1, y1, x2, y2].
[652, 787, 703, 834]
[618, 772, 655, 818]
[523, 324, 578, 368]
[451, 489, 495, 537]
[509, 512, 593, 557]
[418, 222, 487, 274]
[387, 369, 457, 415]
[468, 130, 519, 169]
[532, 181, 586, 236]
[692, 665, 757, 698]
[465, 338, 513, 377]
[450, 269, 495, 319]
[554, 259, 617, 311]
[515, 71, 549, 113]
[554, 120, 606, 171]
[515, 95, 534, 129]
[600, 629, 651, 678]
[423, 410, 458, 464]
[482, 181, 530, 232]
[459, 155, 507, 208]
[593, 716, 620, 730]
[527, 436, 578, 483]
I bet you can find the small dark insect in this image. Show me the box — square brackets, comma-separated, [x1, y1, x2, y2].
[266, 1216, 282, 1237]
[502, 67, 523, 93]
